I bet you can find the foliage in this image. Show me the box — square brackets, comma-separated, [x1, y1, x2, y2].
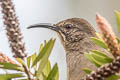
[84, 32, 120, 79]
[84, 11, 120, 80]
[115, 10, 120, 33]
[0, 39, 59, 80]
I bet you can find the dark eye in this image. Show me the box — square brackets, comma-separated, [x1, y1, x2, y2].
[65, 24, 72, 29]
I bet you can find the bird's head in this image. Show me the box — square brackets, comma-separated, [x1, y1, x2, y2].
[27, 18, 96, 45]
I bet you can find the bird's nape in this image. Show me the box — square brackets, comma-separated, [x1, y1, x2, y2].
[27, 23, 60, 32]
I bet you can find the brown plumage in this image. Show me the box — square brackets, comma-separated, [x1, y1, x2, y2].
[27, 18, 110, 80]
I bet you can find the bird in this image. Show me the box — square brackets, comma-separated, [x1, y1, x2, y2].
[27, 18, 109, 80]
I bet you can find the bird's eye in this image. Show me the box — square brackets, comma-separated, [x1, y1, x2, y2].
[65, 24, 72, 29]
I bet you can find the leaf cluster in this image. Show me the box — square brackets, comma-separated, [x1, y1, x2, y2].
[0, 39, 59, 80]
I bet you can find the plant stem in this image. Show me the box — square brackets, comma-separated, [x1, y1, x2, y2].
[23, 65, 32, 80]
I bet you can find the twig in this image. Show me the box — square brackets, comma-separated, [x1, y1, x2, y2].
[23, 65, 32, 80]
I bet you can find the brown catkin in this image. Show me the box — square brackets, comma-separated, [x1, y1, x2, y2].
[96, 14, 120, 57]
[84, 56, 120, 80]
[0, 0, 27, 59]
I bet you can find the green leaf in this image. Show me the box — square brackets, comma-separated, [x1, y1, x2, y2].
[27, 56, 31, 69]
[0, 62, 23, 71]
[16, 58, 25, 66]
[107, 75, 120, 80]
[39, 43, 44, 53]
[47, 63, 59, 80]
[91, 52, 110, 64]
[83, 68, 92, 74]
[32, 53, 37, 64]
[0, 73, 24, 80]
[91, 37, 107, 49]
[44, 40, 47, 45]
[32, 39, 55, 67]
[43, 60, 51, 76]
[116, 37, 120, 44]
[84, 52, 102, 67]
[95, 32, 103, 41]
[115, 10, 120, 32]
[42, 72, 47, 80]
[37, 58, 48, 79]
[54, 65, 59, 80]
[92, 50, 108, 58]
[32, 53, 37, 70]
[92, 50, 113, 62]
[54, 70, 59, 80]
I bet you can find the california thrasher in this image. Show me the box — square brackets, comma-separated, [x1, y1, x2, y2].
[27, 18, 109, 80]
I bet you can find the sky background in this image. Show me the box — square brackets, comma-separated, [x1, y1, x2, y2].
[0, 0, 120, 80]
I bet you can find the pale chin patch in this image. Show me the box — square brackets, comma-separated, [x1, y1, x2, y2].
[57, 32, 66, 45]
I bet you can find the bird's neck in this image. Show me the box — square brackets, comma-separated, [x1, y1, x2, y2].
[63, 37, 95, 55]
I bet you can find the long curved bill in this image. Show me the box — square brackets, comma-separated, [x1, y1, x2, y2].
[27, 23, 60, 32]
